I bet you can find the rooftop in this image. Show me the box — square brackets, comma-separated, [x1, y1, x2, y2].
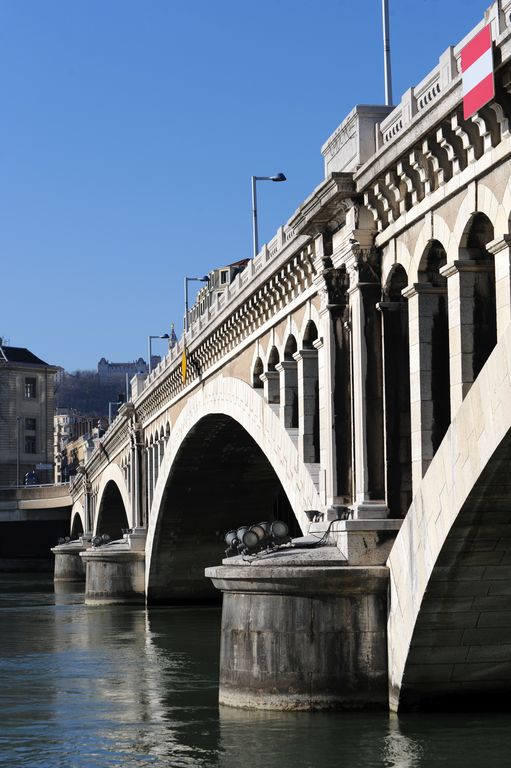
[0, 343, 50, 366]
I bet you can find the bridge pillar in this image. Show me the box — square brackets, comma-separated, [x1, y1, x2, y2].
[403, 282, 448, 492]
[52, 536, 90, 582]
[488, 235, 511, 338]
[81, 534, 146, 604]
[293, 349, 319, 463]
[206, 551, 389, 710]
[259, 370, 280, 405]
[347, 252, 386, 518]
[275, 361, 298, 428]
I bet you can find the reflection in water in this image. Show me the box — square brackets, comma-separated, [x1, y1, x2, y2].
[382, 716, 423, 767]
[1, 575, 511, 767]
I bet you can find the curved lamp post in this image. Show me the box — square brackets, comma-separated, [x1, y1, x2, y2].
[148, 333, 170, 374]
[184, 276, 209, 333]
[251, 173, 286, 259]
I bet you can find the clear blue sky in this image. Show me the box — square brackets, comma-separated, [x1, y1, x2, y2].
[0, 0, 486, 371]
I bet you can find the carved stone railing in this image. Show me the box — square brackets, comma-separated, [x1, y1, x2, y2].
[376, 2, 507, 152]
[359, 5, 511, 233]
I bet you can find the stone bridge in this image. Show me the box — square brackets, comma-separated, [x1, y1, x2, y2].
[56, 1, 511, 711]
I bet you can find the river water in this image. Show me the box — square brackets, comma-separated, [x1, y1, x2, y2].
[1, 575, 511, 768]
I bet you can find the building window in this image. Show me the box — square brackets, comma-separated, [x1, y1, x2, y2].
[24, 377, 36, 398]
[25, 418, 36, 431]
[25, 435, 36, 454]
[220, 270, 229, 285]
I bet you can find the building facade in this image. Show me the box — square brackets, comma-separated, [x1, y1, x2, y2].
[0, 340, 58, 485]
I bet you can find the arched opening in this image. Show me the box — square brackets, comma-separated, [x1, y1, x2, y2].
[70, 513, 84, 539]
[459, 213, 497, 383]
[282, 335, 299, 428]
[284, 335, 297, 360]
[300, 322, 320, 463]
[266, 347, 281, 404]
[419, 240, 451, 454]
[303, 321, 318, 349]
[95, 481, 129, 540]
[252, 357, 264, 389]
[398, 429, 511, 711]
[147, 414, 300, 604]
[268, 346, 280, 370]
[382, 264, 412, 517]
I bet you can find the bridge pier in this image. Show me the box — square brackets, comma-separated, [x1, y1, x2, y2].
[81, 532, 146, 604]
[206, 550, 389, 710]
[51, 535, 91, 582]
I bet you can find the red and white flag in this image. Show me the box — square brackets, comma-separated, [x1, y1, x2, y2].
[461, 23, 494, 120]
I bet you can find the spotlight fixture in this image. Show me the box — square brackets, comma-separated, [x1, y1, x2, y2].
[224, 519, 291, 557]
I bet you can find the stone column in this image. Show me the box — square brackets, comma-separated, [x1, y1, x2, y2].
[347, 250, 386, 519]
[83, 477, 92, 534]
[129, 421, 144, 532]
[152, 442, 159, 497]
[487, 235, 511, 339]
[315, 263, 351, 512]
[146, 446, 153, 517]
[259, 371, 280, 405]
[402, 283, 447, 491]
[275, 361, 298, 428]
[293, 349, 319, 464]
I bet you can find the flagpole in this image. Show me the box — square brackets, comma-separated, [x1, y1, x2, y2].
[382, 0, 393, 106]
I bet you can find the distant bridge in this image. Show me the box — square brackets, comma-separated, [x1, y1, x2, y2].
[59, 1, 511, 710]
[0, 484, 71, 570]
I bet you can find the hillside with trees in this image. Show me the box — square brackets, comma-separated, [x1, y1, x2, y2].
[55, 371, 127, 419]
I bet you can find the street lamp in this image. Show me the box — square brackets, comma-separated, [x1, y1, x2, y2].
[148, 334, 170, 374]
[184, 276, 209, 333]
[251, 173, 287, 259]
[16, 415, 21, 486]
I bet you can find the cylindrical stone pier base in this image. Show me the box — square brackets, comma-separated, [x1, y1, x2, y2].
[206, 550, 389, 711]
[51, 540, 88, 582]
[81, 547, 145, 605]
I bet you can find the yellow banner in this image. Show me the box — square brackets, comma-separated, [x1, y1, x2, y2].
[181, 347, 187, 384]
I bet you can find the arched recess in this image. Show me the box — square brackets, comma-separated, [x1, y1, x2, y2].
[252, 356, 263, 388]
[268, 346, 280, 369]
[388, 322, 511, 711]
[284, 334, 297, 360]
[458, 212, 497, 384]
[280, 334, 299, 429]
[146, 376, 322, 604]
[300, 321, 320, 463]
[70, 500, 85, 538]
[94, 463, 131, 539]
[418, 239, 451, 454]
[381, 264, 411, 517]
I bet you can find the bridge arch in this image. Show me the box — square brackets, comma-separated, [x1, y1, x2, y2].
[388, 322, 511, 711]
[70, 500, 85, 538]
[145, 376, 322, 603]
[94, 463, 131, 539]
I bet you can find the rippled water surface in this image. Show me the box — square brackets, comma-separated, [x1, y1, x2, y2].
[1, 575, 511, 767]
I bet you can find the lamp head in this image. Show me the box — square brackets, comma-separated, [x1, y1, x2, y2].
[270, 173, 286, 182]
